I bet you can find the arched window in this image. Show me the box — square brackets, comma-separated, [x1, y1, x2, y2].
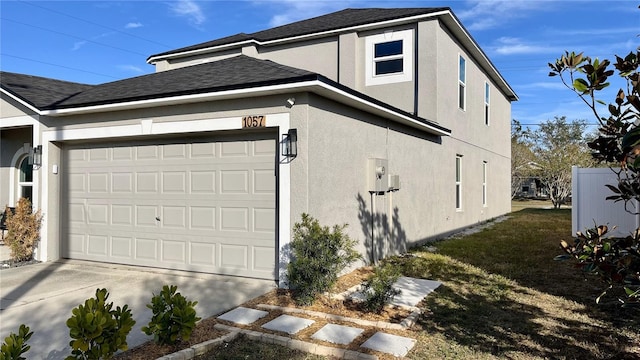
[18, 156, 33, 203]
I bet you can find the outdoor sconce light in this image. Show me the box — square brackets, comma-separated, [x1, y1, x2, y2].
[29, 145, 42, 168]
[283, 129, 298, 158]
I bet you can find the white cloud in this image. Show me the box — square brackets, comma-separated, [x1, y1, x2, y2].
[517, 82, 567, 91]
[491, 37, 562, 56]
[118, 65, 144, 73]
[457, 0, 550, 31]
[72, 41, 87, 51]
[125, 22, 143, 29]
[168, 0, 206, 26]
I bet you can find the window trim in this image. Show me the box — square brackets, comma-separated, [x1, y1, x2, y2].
[482, 161, 487, 207]
[456, 155, 463, 211]
[18, 156, 34, 203]
[484, 81, 490, 125]
[365, 29, 413, 86]
[458, 55, 466, 111]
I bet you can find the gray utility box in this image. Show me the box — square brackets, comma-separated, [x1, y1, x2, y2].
[368, 158, 389, 192]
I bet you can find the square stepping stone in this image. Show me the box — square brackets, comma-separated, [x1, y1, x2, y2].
[341, 276, 442, 308]
[391, 277, 442, 308]
[311, 323, 364, 345]
[217, 307, 268, 325]
[261, 314, 314, 335]
[361, 332, 416, 357]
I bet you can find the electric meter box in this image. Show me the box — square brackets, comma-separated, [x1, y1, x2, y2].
[368, 158, 389, 192]
[389, 174, 400, 191]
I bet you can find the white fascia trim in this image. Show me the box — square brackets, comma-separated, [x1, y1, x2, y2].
[39, 80, 450, 136]
[1, 89, 43, 115]
[147, 11, 450, 64]
[0, 114, 38, 128]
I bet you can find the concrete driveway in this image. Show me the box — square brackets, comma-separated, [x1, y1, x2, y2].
[0, 260, 275, 359]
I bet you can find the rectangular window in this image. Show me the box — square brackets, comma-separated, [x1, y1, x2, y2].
[458, 55, 466, 110]
[456, 155, 463, 210]
[365, 30, 413, 86]
[482, 161, 487, 206]
[374, 40, 403, 75]
[484, 82, 490, 125]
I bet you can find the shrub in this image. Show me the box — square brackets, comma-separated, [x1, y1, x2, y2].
[66, 288, 136, 359]
[361, 265, 401, 313]
[0, 324, 33, 360]
[287, 213, 361, 305]
[557, 225, 640, 306]
[141, 285, 201, 345]
[5, 198, 42, 262]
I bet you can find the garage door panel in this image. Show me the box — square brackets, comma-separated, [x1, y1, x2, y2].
[63, 135, 277, 280]
[111, 236, 133, 258]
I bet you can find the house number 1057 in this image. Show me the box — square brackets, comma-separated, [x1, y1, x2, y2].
[242, 115, 266, 128]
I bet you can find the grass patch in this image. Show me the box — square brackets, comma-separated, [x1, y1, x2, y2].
[400, 206, 639, 359]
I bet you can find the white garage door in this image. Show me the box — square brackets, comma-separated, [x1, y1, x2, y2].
[61, 133, 277, 280]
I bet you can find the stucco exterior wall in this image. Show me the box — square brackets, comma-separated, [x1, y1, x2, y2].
[291, 93, 510, 264]
[2, 96, 35, 118]
[258, 38, 339, 81]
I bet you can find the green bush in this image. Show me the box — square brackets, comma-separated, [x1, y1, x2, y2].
[141, 285, 201, 345]
[287, 213, 361, 305]
[66, 288, 136, 360]
[0, 324, 33, 360]
[5, 198, 42, 262]
[361, 265, 401, 313]
[557, 225, 640, 306]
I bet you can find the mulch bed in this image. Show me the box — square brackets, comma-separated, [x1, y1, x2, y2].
[115, 266, 416, 360]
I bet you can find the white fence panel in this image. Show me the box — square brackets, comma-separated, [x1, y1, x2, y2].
[572, 166, 639, 237]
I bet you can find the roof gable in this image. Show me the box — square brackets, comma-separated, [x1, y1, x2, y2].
[148, 8, 448, 61]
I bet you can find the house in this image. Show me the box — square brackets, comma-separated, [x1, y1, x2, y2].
[0, 8, 517, 284]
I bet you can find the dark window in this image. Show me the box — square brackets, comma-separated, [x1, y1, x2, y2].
[374, 40, 402, 57]
[375, 59, 404, 75]
[20, 157, 33, 182]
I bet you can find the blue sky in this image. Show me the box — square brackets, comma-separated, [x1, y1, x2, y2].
[1, 0, 638, 129]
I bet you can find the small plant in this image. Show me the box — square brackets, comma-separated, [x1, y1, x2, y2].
[5, 198, 43, 262]
[0, 324, 33, 360]
[287, 213, 361, 305]
[556, 224, 640, 306]
[141, 285, 201, 345]
[361, 265, 401, 313]
[66, 288, 136, 360]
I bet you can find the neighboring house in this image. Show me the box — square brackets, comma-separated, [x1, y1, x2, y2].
[0, 8, 517, 284]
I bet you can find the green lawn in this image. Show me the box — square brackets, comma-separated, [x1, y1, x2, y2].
[201, 203, 639, 359]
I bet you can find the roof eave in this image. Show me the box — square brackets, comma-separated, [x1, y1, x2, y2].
[1, 88, 45, 115]
[439, 12, 518, 101]
[37, 80, 450, 137]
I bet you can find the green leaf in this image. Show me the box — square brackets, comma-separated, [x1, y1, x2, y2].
[573, 78, 589, 92]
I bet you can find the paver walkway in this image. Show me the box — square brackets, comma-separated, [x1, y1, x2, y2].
[212, 276, 441, 358]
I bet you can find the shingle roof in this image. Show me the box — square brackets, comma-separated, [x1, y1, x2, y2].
[149, 8, 448, 60]
[0, 72, 93, 110]
[1, 55, 450, 135]
[2, 56, 316, 110]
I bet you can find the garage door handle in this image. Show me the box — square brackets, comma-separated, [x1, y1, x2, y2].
[155, 217, 161, 222]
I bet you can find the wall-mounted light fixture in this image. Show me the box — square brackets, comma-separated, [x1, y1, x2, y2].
[286, 97, 296, 108]
[282, 129, 297, 158]
[29, 145, 42, 168]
